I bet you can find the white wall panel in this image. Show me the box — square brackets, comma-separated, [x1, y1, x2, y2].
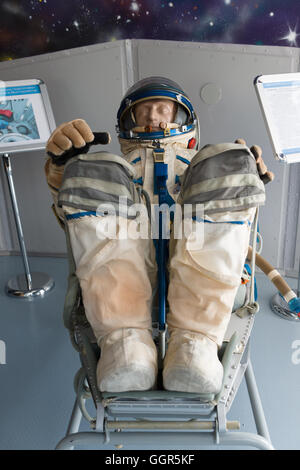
[0, 42, 129, 255]
[284, 162, 300, 278]
[135, 40, 299, 270]
[0, 163, 14, 251]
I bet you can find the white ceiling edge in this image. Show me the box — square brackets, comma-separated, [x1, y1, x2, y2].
[0, 38, 298, 71]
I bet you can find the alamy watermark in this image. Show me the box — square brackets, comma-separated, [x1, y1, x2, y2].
[291, 340, 300, 365]
[94, 196, 205, 246]
[0, 340, 6, 365]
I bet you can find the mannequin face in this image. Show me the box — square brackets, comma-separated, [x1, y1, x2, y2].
[134, 99, 176, 130]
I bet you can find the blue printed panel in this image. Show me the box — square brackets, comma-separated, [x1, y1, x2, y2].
[0, 85, 41, 97]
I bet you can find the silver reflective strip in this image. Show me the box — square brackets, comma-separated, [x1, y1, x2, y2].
[201, 193, 266, 212]
[188, 150, 259, 182]
[75, 151, 136, 177]
[59, 193, 132, 211]
[183, 173, 265, 200]
[190, 143, 252, 167]
[60, 177, 133, 200]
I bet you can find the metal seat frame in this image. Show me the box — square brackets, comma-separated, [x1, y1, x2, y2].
[55, 299, 274, 450]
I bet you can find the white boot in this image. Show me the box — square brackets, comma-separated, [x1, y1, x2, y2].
[163, 329, 223, 394]
[97, 328, 158, 392]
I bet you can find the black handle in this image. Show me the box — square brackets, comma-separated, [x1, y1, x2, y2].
[91, 131, 111, 145]
[47, 131, 111, 166]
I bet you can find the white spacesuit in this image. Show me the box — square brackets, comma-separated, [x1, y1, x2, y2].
[45, 77, 266, 394]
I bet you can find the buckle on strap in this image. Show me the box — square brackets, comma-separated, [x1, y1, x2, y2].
[153, 147, 165, 163]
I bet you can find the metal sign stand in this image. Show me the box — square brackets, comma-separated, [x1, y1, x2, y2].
[254, 74, 300, 322]
[2, 153, 54, 298]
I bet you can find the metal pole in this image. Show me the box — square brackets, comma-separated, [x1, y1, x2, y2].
[220, 431, 274, 450]
[55, 398, 83, 450]
[66, 398, 84, 436]
[1, 153, 54, 298]
[244, 360, 272, 444]
[297, 252, 300, 298]
[2, 154, 32, 290]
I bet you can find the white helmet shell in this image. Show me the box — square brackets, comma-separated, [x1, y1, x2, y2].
[116, 76, 200, 146]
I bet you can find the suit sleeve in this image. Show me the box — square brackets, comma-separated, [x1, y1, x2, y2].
[44, 157, 65, 229]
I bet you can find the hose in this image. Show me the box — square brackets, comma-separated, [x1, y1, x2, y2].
[247, 246, 300, 315]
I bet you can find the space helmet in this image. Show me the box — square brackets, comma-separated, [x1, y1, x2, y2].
[116, 76, 199, 147]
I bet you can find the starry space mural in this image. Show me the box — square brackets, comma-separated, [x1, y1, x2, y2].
[0, 0, 299, 62]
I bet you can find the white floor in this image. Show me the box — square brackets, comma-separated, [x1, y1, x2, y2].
[0, 255, 300, 450]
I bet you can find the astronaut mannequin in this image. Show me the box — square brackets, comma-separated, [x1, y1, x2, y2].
[45, 77, 272, 394]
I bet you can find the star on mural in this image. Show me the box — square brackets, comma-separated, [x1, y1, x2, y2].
[281, 24, 300, 46]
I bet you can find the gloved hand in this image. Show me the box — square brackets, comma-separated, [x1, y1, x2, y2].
[46, 118, 111, 166]
[235, 138, 274, 184]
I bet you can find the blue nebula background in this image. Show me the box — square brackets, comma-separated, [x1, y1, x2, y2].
[0, 0, 299, 61]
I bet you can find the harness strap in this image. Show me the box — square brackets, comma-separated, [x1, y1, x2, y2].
[152, 146, 169, 335]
